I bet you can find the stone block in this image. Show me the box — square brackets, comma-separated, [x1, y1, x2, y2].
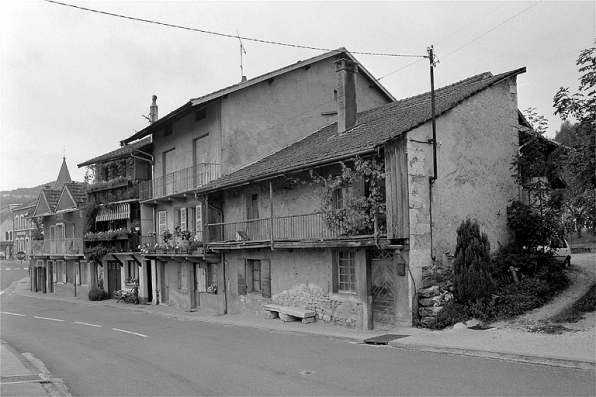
[279, 313, 298, 322]
[420, 316, 436, 327]
[418, 306, 443, 317]
[301, 317, 316, 324]
[418, 285, 439, 298]
[418, 298, 434, 307]
[264, 310, 279, 319]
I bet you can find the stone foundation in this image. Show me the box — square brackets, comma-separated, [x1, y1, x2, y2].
[272, 283, 362, 328]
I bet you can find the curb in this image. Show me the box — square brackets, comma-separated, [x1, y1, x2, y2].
[388, 341, 596, 371]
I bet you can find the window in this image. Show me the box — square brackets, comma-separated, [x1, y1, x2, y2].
[208, 263, 218, 294]
[194, 204, 202, 240]
[332, 187, 344, 210]
[56, 260, 66, 283]
[246, 194, 259, 220]
[333, 250, 356, 293]
[164, 124, 172, 136]
[125, 260, 139, 283]
[238, 259, 270, 297]
[158, 211, 167, 238]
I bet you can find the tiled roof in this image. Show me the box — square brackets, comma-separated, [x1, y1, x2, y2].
[197, 67, 526, 193]
[65, 183, 88, 206]
[78, 137, 152, 168]
[120, 48, 394, 145]
[43, 189, 62, 213]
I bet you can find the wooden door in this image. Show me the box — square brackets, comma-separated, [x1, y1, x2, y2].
[370, 250, 397, 330]
[107, 261, 121, 298]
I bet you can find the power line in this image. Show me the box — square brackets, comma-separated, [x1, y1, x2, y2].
[443, 0, 544, 59]
[44, 0, 426, 59]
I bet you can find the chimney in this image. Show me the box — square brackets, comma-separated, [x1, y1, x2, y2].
[149, 95, 158, 123]
[335, 58, 358, 133]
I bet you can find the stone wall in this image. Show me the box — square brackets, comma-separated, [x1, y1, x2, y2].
[272, 283, 363, 328]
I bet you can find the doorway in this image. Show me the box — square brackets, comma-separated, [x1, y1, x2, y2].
[370, 250, 397, 330]
[107, 260, 121, 298]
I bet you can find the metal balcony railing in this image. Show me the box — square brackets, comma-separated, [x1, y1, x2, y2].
[31, 238, 84, 255]
[139, 163, 220, 201]
[206, 212, 364, 244]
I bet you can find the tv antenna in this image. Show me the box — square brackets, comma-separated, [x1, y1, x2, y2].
[237, 30, 247, 82]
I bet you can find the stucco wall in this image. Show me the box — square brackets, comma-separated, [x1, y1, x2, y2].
[220, 60, 389, 175]
[224, 248, 368, 328]
[407, 77, 520, 277]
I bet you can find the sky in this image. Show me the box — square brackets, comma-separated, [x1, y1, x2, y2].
[1, 0, 594, 191]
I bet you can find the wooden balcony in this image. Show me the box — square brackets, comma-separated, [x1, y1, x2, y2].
[206, 211, 389, 250]
[139, 163, 220, 201]
[31, 238, 84, 256]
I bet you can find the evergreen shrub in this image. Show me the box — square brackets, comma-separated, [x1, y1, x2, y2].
[88, 288, 110, 301]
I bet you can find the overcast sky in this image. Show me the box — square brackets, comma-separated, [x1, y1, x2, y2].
[1, 0, 594, 191]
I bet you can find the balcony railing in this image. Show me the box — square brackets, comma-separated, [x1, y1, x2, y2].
[31, 238, 84, 255]
[139, 163, 220, 201]
[206, 212, 373, 244]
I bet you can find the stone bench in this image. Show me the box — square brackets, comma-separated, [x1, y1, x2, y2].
[262, 304, 317, 324]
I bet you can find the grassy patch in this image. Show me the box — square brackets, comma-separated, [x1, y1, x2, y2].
[549, 283, 596, 323]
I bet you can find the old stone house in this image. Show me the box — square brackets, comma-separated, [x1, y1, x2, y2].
[103, 48, 395, 312]
[193, 65, 527, 329]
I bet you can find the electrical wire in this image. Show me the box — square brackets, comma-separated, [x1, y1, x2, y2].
[44, 0, 425, 59]
[442, 0, 544, 60]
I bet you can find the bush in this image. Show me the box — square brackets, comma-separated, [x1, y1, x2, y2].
[430, 301, 470, 330]
[88, 288, 109, 301]
[453, 219, 495, 303]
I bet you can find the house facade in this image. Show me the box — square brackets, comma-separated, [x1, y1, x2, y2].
[76, 137, 153, 301]
[192, 66, 526, 329]
[110, 49, 394, 312]
[29, 159, 92, 297]
[12, 200, 38, 260]
[1, 204, 20, 259]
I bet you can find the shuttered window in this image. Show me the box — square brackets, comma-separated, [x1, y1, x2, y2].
[195, 203, 203, 240]
[238, 259, 271, 297]
[180, 208, 187, 231]
[158, 211, 167, 238]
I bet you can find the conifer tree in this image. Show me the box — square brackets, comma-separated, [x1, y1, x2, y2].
[452, 219, 494, 303]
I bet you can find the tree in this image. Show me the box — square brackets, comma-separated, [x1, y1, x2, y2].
[553, 41, 596, 232]
[452, 219, 494, 303]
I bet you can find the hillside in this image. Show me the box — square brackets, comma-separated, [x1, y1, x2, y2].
[0, 182, 54, 207]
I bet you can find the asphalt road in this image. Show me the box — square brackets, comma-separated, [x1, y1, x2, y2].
[1, 291, 594, 396]
[0, 259, 29, 291]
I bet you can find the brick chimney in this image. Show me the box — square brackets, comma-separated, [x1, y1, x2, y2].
[335, 58, 358, 133]
[149, 95, 158, 123]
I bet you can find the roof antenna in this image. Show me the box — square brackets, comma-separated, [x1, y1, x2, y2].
[237, 30, 247, 82]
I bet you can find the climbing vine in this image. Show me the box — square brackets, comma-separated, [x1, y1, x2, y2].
[310, 156, 386, 236]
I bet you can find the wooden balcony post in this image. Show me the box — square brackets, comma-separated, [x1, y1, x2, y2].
[270, 181, 274, 249]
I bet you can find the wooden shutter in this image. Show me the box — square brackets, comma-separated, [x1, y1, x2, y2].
[197, 267, 207, 292]
[180, 208, 187, 231]
[158, 211, 167, 237]
[261, 259, 271, 298]
[195, 203, 203, 239]
[237, 259, 247, 295]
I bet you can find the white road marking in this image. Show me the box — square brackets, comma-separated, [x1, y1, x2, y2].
[34, 316, 64, 322]
[5, 268, 11, 270]
[75, 321, 102, 328]
[1, 311, 26, 316]
[112, 328, 147, 338]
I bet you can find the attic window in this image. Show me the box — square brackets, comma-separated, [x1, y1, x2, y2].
[195, 108, 207, 122]
[164, 125, 173, 136]
[333, 90, 338, 102]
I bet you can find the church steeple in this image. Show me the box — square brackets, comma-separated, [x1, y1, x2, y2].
[53, 156, 72, 190]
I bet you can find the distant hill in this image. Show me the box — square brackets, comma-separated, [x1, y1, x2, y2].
[0, 182, 55, 207]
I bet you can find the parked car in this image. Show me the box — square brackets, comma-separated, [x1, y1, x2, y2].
[539, 239, 572, 268]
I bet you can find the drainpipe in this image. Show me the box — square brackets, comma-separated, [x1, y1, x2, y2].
[427, 45, 438, 262]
